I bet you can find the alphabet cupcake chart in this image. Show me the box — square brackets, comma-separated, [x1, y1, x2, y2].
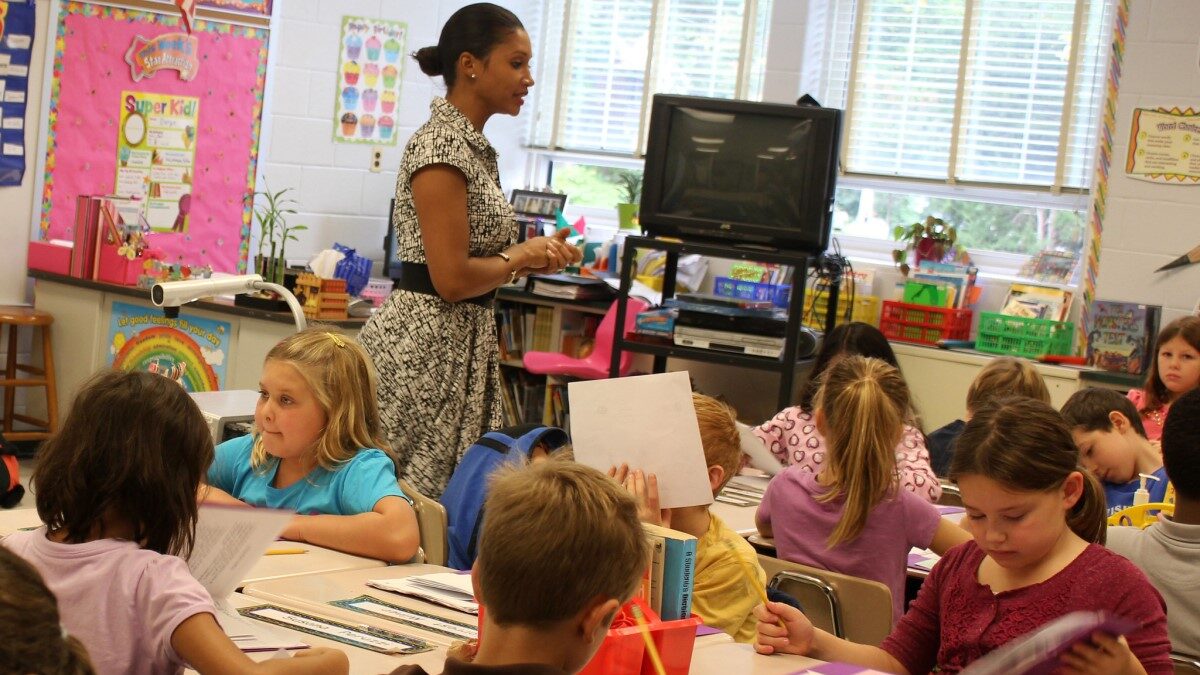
[333, 16, 405, 145]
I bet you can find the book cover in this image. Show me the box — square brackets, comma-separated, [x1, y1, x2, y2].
[1086, 301, 1161, 375]
[959, 611, 1138, 675]
[643, 523, 697, 621]
[649, 534, 666, 615]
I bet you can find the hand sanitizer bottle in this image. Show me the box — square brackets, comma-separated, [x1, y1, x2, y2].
[1134, 473, 1161, 506]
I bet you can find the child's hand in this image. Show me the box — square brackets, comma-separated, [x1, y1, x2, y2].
[754, 601, 814, 656]
[607, 463, 631, 484]
[626, 469, 671, 528]
[1058, 633, 1144, 675]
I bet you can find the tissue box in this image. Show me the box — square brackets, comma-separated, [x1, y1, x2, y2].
[27, 241, 73, 275]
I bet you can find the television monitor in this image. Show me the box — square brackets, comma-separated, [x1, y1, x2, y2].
[640, 94, 842, 254]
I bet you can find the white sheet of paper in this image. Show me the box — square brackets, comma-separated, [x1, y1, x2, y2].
[569, 371, 713, 509]
[187, 504, 296, 599]
[7, 35, 33, 50]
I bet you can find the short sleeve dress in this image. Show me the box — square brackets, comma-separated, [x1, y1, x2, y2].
[358, 97, 516, 498]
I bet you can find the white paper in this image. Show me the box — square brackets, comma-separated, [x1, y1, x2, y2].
[186, 504, 296, 599]
[3, 89, 25, 104]
[5, 64, 27, 78]
[246, 607, 413, 653]
[0, 54, 10, 65]
[367, 572, 479, 615]
[2, 143, 23, 156]
[569, 371, 714, 509]
[6, 35, 32, 50]
[2, 116, 23, 130]
[214, 598, 308, 652]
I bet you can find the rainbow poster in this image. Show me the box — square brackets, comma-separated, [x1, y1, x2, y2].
[106, 301, 231, 391]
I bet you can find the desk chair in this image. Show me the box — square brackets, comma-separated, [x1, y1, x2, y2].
[937, 482, 963, 507]
[758, 554, 893, 647]
[399, 479, 448, 566]
[522, 298, 649, 379]
[0, 307, 58, 442]
[1173, 653, 1200, 675]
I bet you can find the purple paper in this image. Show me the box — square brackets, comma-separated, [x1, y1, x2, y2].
[936, 505, 966, 515]
[960, 612, 1140, 675]
[787, 663, 890, 674]
[695, 624, 724, 637]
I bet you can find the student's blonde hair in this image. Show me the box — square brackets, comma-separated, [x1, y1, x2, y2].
[966, 357, 1050, 414]
[0, 547, 95, 674]
[814, 356, 910, 547]
[693, 393, 741, 493]
[477, 462, 648, 626]
[251, 328, 392, 471]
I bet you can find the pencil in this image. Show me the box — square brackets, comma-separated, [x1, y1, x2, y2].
[630, 604, 667, 675]
[723, 539, 784, 629]
[264, 548, 307, 555]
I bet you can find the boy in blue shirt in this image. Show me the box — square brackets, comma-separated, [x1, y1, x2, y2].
[1061, 387, 1169, 515]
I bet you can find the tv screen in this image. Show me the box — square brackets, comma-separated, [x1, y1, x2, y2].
[640, 95, 842, 254]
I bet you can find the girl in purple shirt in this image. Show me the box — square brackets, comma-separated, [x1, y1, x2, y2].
[753, 397, 1172, 675]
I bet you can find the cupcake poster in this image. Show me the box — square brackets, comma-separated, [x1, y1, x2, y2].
[333, 16, 405, 145]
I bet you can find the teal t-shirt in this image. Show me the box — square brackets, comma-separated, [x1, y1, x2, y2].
[1104, 465, 1169, 516]
[208, 434, 409, 515]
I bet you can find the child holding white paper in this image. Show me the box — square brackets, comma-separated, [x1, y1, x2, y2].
[0, 369, 348, 675]
[756, 356, 970, 625]
[202, 328, 419, 563]
[754, 397, 1172, 675]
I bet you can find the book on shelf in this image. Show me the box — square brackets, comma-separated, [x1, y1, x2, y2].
[1017, 249, 1079, 285]
[527, 273, 615, 300]
[642, 523, 696, 621]
[1085, 301, 1161, 375]
[1000, 283, 1073, 322]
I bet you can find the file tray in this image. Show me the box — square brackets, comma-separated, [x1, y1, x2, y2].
[579, 598, 701, 675]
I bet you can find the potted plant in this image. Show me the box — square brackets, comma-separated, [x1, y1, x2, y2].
[251, 181, 307, 286]
[892, 215, 962, 276]
[615, 170, 643, 231]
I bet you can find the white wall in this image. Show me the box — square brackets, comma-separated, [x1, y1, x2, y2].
[262, 0, 536, 265]
[1096, 0, 1200, 323]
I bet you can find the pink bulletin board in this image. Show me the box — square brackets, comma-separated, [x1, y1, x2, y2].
[39, 2, 269, 273]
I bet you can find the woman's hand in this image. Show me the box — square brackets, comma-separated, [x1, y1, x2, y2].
[517, 228, 583, 275]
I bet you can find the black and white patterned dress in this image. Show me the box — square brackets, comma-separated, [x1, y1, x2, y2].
[359, 97, 515, 498]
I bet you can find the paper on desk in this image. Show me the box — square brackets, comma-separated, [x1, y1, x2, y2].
[186, 504, 296, 599]
[602, 277, 662, 307]
[569, 371, 713, 509]
[215, 598, 308, 652]
[368, 572, 479, 615]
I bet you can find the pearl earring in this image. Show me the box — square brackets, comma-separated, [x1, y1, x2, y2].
[470, 73, 476, 80]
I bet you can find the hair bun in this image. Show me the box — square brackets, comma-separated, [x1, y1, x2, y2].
[412, 46, 442, 76]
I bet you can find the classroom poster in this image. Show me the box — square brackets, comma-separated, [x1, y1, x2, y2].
[107, 301, 230, 392]
[1125, 107, 1200, 183]
[0, 0, 35, 186]
[333, 16, 405, 145]
[199, 0, 271, 15]
[116, 91, 199, 231]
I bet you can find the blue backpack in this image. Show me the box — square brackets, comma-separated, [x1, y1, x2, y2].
[440, 424, 569, 570]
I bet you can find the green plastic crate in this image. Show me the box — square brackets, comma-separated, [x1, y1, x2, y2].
[976, 312, 1074, 358]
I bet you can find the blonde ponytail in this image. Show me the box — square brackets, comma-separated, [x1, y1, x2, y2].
[815, 356, 911, 547]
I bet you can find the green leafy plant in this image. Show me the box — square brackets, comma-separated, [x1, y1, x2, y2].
[616, 170, 643, 205]
[251, 180, 306, 286]
[892, 215, 962, 276]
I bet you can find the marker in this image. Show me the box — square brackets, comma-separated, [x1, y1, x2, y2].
[630, 604, 666, 675]
[264, 548, 307, 555]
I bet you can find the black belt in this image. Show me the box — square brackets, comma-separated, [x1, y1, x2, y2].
[394, 262, 496, 308]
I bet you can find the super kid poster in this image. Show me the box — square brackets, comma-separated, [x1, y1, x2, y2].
[107, 301, 231, 392]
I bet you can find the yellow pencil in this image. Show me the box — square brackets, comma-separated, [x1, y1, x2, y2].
[723, 539, 784, 629]
[264, 548, 307, 555]
[630, 604, 667, 675]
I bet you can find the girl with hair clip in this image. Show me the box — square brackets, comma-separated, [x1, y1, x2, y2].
[754, 396, 1172, 675]
[0, 369, 348, 675]
[203, 328, 419, 563]
[0, 546, 94, 675]
[756, 356, 970, 625]
[746, 322, 941, 502]
[1127, 315, 1200, 441]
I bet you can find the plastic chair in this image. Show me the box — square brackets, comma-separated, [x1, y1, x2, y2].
[522, 298, 649, 379]
[1108, 502, 1174, 529]
[1173, 653, 1200, 675]
[399, 478, 448, 566]
[758, 554, 893, 647]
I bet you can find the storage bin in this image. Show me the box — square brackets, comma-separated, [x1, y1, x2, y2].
[713, 276, 790, 308]
[94, 243, 144, 286]
[975, 312, 1074, 358]
[27, 241, 73, 275]
[879, 300, 972, 346]
[360, 277, 393, 306]
[802, 291, 881, 330]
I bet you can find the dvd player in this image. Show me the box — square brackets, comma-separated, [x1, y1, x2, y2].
[673, 325, 786, 358]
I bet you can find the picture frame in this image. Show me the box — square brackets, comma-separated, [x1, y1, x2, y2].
[510, 189, 567, 218]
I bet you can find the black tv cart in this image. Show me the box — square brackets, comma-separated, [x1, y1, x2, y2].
[609, 236, 830, 411]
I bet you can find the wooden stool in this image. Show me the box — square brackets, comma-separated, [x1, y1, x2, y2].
[0, 307, 58, 441]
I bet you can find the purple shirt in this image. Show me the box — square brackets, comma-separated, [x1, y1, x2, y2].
[2, 527, 215, 675]
[757, 468, 941, 623]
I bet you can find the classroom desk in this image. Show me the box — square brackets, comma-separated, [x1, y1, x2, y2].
[0, 507, 41, 536]
[711, 474, 770, 537]
[240, 543, 388, 586]
[690, 638, 823, 674]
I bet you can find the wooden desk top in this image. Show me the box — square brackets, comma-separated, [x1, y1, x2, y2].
[240, 543, 388, 586]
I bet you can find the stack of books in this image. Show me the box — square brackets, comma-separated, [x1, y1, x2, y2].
[640, 523, 697, 622]
[902, 261, 979, 309]
[1000, 283, 1073, 322]
[527, 273, 614, 301]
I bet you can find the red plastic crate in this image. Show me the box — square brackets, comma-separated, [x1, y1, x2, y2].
[879, 300, 972, 346]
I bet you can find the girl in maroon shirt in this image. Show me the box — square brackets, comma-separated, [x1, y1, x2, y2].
[753, 397, 1172, 675]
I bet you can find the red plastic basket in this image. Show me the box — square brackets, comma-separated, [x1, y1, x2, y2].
[879, 300, 972, 346]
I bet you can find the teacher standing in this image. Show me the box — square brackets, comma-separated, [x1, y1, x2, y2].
[359, 3, 581, 498]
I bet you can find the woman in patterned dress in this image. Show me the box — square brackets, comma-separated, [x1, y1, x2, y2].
[359, 4, 581, 498]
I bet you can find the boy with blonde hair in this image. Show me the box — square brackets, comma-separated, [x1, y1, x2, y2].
[615, 393, 767, 643]
[927, 356, 1050, 475]
[389, 461, 648, 675]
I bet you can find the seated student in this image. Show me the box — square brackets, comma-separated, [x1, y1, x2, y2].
[202, 328, 419, 563]
[1107, 388, 1200, 657]
[1126, 316, 1200, 441]
[753, 397, 1171, 675]
[614, 393, 768, 643]
[389, 462, 648, 675]
[1061, 387, 1169, 515]
[756, 356, 970, 625]
[927, 356, 1050, 477]
[745, 322, 941, 502]
[1, 369, 349, 675]
[0, 546, 95, 674]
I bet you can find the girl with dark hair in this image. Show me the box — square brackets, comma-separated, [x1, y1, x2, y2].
[754, 396, 1173, 675]
[359, 3, 581, 498]
[745, 322, 941, 502]
[1126, 315, 1200, 441]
